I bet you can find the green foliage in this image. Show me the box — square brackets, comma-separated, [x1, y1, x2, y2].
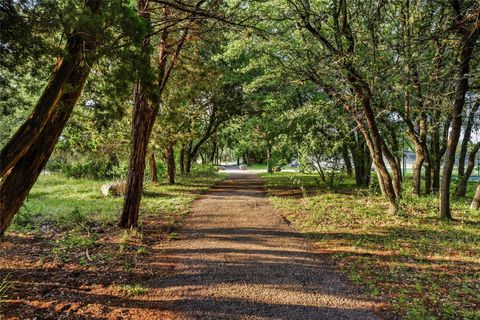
[52, 231, 96, 262]
[9, 172, 225, 234]
[61, 158, 127, 180]
[189, 164, 219, 177]
[120, 284, 148, 296]
[0, 274, 11, 305]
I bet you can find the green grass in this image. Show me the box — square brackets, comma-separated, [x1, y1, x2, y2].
[261, 172, 480, 320]
[119, 283, 148, 296]
[0, 274, 11, 306]
[10, 171, 225, 233]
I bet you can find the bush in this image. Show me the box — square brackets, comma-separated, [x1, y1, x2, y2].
[62, 158, 127, 180]
[189, 164, 217, 177]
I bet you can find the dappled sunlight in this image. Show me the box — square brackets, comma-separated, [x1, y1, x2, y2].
[262, 172, 480, 319]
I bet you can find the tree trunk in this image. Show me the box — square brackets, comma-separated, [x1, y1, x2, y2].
[185, 142, 193, 174]
[0, 0, 102, 237]
[412, 146, 425, 196]
[351, 139, 371, 187]
[119, 0, 154, 229]
[424, 161, 432, 194]
[455, 142, 480, 197]
[342, 145, 353, 176]
[119, 88, 157, 229]
[0, 52, 97, 236]
[266, 144, 273, 173]
[470, 184, 480, 209]
[458, 102, 479, 177]
[166, 144, 175, 185]
[120, 2, 188, 228]
[149, 151, 158, 183]
[209, 134, 217, 163]
[179, 145, 185, 175]
[440, 29, 479, 220]
[0, 0, 102, 178]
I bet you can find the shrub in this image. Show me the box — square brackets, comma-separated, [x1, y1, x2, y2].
[189, 164, 217, 177]
[62, 158, 127, 180]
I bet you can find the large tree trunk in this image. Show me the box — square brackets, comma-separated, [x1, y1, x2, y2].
[440, 29, 479, 220]
[119, 0, 154, 229]
[0, 52, 97, 236]
[0, 0, 102, 178]
[149, 151, 158, 183]
[119, 88, 157, 228]
[119, 3, 188, 228]
[166, 144, 175, 185]
[0, 0, 102, 237]
[455, 142, 480, 197]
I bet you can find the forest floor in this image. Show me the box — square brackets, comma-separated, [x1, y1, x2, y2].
[261, 172, 480, 320]
[0, 169, 387, 319]
[0, 170, 224, 319]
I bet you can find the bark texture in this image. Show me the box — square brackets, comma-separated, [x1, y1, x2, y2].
[455, 142, 480, 197]
[166, 144, 175, 185]
[0, 0, 102, 236]
[440, 26, 480, 219]
[149, 152, 158, 183]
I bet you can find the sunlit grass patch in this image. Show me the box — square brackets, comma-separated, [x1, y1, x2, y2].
[119, 283, 148, 296]
[10, 172, 225, 234]
[261, 172, 480, 319]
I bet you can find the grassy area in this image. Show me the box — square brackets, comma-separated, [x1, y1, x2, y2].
[260, 172, 480, 320]
[10, 170, 225, 234]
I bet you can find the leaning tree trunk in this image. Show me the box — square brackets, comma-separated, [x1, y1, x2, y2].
[355, 101, 399, 214]
[455, 142, 480, 197]
[0, 0, 101, 237]
[0, 52, 96, 236]
[149, 151, 158, 183]
[0, 0, 102, 178]
[440, 29, 479, 220]
[166, 144, 175, 185]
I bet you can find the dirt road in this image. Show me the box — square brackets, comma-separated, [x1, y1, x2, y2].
[152, 170, 382, 319]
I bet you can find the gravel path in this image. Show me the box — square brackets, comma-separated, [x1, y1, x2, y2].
[151, 170, 383, 320]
